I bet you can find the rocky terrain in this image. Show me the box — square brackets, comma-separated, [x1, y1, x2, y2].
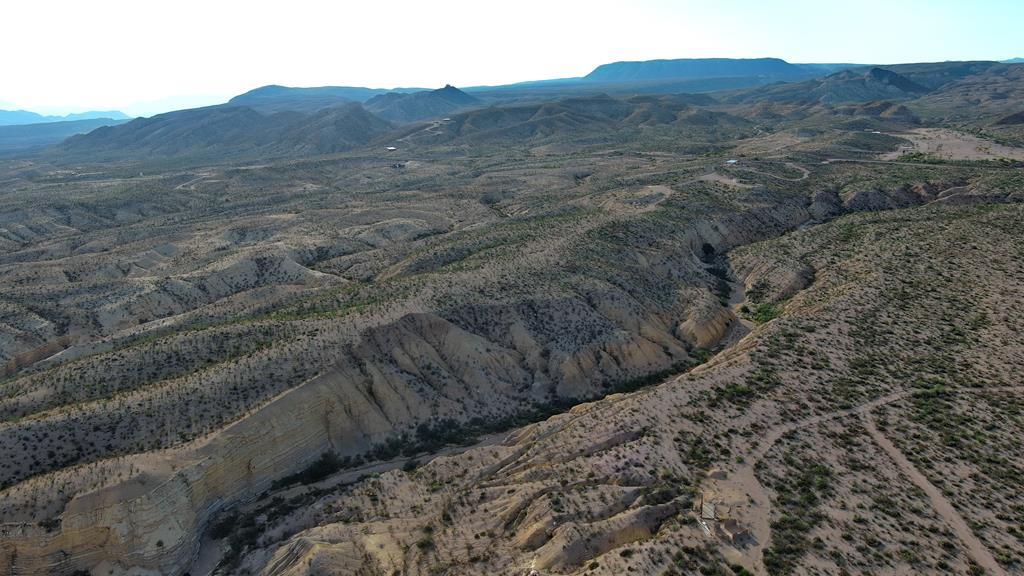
[221, 200, 1024, 576]
[1, 60, 1023, 575]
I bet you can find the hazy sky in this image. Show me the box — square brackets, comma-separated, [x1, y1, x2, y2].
[3, 0, 1022, 116]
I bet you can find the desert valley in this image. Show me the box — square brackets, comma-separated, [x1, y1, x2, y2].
[2, 15, 1024, 576]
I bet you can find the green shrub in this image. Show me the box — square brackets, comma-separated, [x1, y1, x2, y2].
[752, 303, 782, 323]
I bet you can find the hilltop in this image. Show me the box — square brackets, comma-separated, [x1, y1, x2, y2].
[584, 57, 810, 82]
[726, 66, 936, 105]
[228, 84, 426, 113]
[365, 85, 481, 123]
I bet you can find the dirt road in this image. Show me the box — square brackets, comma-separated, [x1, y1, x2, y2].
[863, 411, 1007, 576]
[715, 386, 1024, 575]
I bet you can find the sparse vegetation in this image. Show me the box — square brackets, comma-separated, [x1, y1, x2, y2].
[2, 57, 1023, 576]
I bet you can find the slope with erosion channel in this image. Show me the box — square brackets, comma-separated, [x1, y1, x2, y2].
[0, 183, 807, 574]
[236, 201, 1024, 576]
[4, 150, 1019, 569]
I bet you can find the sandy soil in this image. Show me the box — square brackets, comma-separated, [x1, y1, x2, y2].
[883, 128, 1024, 161]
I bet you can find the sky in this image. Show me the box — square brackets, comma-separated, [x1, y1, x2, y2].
[2, 0, 1022, 117]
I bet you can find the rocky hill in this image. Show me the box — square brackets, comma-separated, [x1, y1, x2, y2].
[54, 102, 392, 162]
[365, 85, 481, 123]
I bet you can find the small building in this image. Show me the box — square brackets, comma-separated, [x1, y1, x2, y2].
[726, 159, 738, 165]
[721, 518, 750, 544]
[701, 501, 716, 520]
[386, 146, 397, 151]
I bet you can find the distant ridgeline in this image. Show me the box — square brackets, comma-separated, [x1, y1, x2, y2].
[0, 109, 132, 155]
[0, 109, 129, 126]
[14, 57, 1024, 160]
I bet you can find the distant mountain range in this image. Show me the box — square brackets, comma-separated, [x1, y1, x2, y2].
[56, 101, 391, 162]
[0, 109, 130, 126]
[723, 61, 1005, 105]
[227, 85, 427, 113]
[55, 85, 486, 161]
[228, 57, 860, 113]
[0, 117, 131, 155]
[30, 57, 1024, 162]
[1003, 57, 1024, 63]
[452, 59, 864, 106]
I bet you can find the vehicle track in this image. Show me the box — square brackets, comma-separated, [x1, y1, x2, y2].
[862, 411, 1007, 576]
[733, 161, 810, 183]
[823, 157, 1019, 170]
[721, 386, 1024, 575]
